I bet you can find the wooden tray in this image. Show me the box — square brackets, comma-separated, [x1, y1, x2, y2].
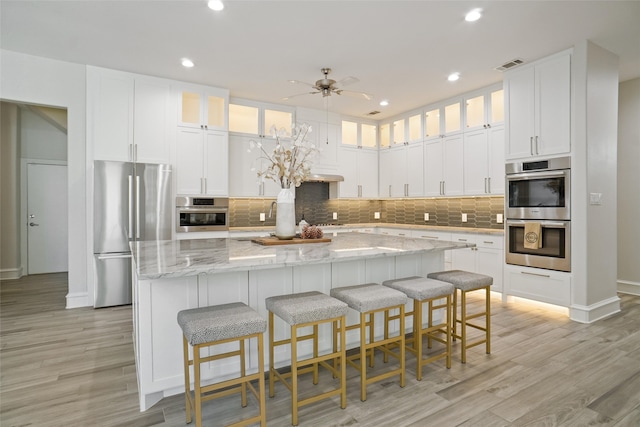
[251, 237, 332, 246]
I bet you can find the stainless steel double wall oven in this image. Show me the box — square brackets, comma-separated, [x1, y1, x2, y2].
[505, 156, 571, 272]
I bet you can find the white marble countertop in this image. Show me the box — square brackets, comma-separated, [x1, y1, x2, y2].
[132, 233, 474, 280]
[229, 223, 504, 235]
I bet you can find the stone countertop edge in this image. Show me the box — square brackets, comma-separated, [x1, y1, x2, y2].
[131, 233, 474, 280]
[229, 223, 504, 235]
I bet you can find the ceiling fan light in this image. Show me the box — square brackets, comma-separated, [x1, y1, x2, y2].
[181, 58, 194, 68]
[465, 8, 482, 22]
[207, 0, 224, 11]
[448, 72, 460, 82]
[379, 100, 389, 106]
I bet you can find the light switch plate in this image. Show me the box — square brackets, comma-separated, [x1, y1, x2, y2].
[374, 212, 381, 219]
[590, 192, 603, 205]
[424, 213, 430, 221]
[462, 213, 468, 223]
[333, 212, 338, 220]
[259, 212, 266, 222]
[496, 213, 503, 224]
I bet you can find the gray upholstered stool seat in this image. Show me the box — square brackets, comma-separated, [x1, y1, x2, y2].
[330, 283, 408, 401]
[266, 291, 348, 426]
[427, 270, 493, 291]
[265, 291, 348, 325]
[178, 302, 267, 345]
[427, 270, 492, 364]
[382, 276, 454, 380]
[177, 302, 267, 427]
[329, 283, 408, 313]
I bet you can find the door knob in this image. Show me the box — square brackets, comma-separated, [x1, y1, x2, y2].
[29, 222, 39, 227]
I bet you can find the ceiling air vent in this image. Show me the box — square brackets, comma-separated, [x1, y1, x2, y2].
[366, 110, 381, 116]
[495, 58, 525, 72]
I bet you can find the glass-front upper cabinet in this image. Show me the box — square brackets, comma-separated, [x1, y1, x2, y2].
[444, 101, 462, 134]
[228, 98, 294, 138]
[464, 85, 504, 131]
[408, 113, 422, 143]
[392, 119, 405, 145]
[177, 85, 229, 130]
[341, 120, 377, 148]
[424, 107, 441, 140]
[380, 122, 391, 148]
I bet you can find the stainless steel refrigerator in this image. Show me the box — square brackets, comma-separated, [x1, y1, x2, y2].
[93, 160, 172, 307]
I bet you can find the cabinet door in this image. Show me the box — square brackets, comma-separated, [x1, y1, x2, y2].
[463, 129, 489, 195]
[203, 131, 229, 196]
[424, 107, 441, 141]
[176, 128, 204, 195]
[133, 78, 171, 164]
[406, 143, 424, 196]
[338, 146, 359, 198]
[379, 149, 393, 197]
[203, 89, 227, 130]
[506, 67, 535, 159]
[314, 122, 339, 171]
[476, 248, 503, 292]
[487, 125, 505, 194]
[90, 68, 134, 161]
[464, 94, 486, 132]
[358, 149, 379, 198]
[536, 54, 570, 156]
[228, 135, 261, 197]
[424, 140, 443, 197]
[388, 146, 406, 197]
[443, 134, 464, 196]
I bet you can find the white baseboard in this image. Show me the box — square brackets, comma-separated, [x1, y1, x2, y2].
[65, 292, 90, 308]
[0, 267, 23, 280]
[570, 296, 621, 323]
[617, 280, 640, 296]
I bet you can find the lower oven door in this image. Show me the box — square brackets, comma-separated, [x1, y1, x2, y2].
[506, 219, 571, 272]
[176, 208, 229, 232]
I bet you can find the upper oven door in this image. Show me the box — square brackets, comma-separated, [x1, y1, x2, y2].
[506, 169, 570, 220]
[177, 208, 229, 232]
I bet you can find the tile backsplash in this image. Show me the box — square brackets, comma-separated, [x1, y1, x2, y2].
[230, 183, 504, 229]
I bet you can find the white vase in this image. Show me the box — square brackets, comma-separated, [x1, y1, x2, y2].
[274, 187, 296, 240]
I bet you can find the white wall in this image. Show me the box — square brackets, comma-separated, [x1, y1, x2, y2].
[618, 78, 640, 294]
[20, 108, 67, 160]
[0, 103, 21, 279]
[0, 49, 88, 308]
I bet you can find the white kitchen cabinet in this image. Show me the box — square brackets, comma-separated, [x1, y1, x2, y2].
[450, 233, 504, 292]
[379, 143, 424, 197]
[229, 98, 294, 137]
[505, 51, 571, 160]
[504, 264, 571, 307]
[176, 129, 228, 196]
[338, 146, 378, 198]
[228, 134, 280, 197]
[88, 67, 172, 164]
[424, 134, 464, 197]
[176, 84, 228, 131]
[463, 85, 504, 132]
[463, 125, 505, 195]
[423, 99, 463, 142]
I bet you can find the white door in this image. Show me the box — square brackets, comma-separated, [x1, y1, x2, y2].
[27, 163, 68, 274]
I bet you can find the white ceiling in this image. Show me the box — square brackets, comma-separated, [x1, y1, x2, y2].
[2, 0, 639, 120]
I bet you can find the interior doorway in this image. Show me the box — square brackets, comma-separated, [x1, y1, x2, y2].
[27, 163, 68, 274]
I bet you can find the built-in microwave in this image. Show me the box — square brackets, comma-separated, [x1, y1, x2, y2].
[176, 196, 229, 232]
[505, 156, 571, 220]
[505, 219, 571, 272]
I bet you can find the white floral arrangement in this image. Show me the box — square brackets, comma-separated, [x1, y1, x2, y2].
[250, 123, 318, 189]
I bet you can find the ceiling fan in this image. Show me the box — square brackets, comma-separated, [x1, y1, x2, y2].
[282, 68, 373, 101]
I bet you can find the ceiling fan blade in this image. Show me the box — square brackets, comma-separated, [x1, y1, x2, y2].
[281, 91, 319, 101]
[288, 79, 316, 88]
[340, 89, 373, 101]
[337, 76, 359, 87]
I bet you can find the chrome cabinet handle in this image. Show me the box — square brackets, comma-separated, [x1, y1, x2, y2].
[535, 136, 539, 155]
[521, 271, 551, 278]
[128, 175, 133, 239]
[488, 177, 491, 193]
[136, 176, 140, 239]
[530, 137, 534, 155]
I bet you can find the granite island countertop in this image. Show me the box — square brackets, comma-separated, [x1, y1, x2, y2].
[131, 232, 474, 280]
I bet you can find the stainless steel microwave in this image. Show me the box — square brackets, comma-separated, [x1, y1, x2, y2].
[176, 196, 229, 232]
[505, 156, 571, 220]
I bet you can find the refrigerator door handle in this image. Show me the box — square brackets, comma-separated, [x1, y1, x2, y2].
[128, 175, 133, 239]
[97, 253, 132, 260]
[136, 175, 141, 239]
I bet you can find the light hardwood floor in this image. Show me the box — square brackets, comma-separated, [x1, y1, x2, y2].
[1, 273, 639, 426]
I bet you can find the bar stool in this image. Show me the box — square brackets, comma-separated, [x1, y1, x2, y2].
[265, 291, 348, 426]
[427, 270, 492, 363]
[177, 302, 267, 427]
[382, 276, 454, 380]
[329, 283, 408, 401]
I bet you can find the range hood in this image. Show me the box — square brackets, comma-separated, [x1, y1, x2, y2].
[304, 173, 344, 183]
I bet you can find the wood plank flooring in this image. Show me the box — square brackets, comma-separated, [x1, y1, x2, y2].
[1, 273, 639, 426]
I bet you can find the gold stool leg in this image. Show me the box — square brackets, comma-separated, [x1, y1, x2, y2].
[194, 343, 202, 427]
[339, 315, 347, 409]
[415, 299, 423, 381]
[268, 311, 275, 398]
[486, 286, 491, 354]
[291, 324, 299, 426]
[360, 311, 368, 401]
[452, 288, 458, 341]
[368, 313, 375, 368]
[446, 294, 452, 368]
[313, 324, 319, 385]
[399, 305, 406, 388]
[240, 339, 247, 407]
[461, 290, 467, 364]
[257, 333, 267, 426]
[183, 336, 192, 424]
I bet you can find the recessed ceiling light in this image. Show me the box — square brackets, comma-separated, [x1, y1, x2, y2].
[379, 100, 389, 106]
[465, 8, 482, 22]
[181, 58, 195, 68]
[448, 73, 460, 82]
[208, 0, 224, 11]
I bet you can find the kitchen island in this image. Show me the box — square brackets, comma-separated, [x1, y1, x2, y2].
[131, 232, 473, 411]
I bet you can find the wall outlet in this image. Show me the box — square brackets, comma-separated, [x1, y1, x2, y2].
[333, 212, 338, 220]
[374, 212, 381, 219]
[496, 213, 503, 224]
[461, 213, 468, 223]
[259, 212, 266, 222]
[424, 212, 430, 221]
